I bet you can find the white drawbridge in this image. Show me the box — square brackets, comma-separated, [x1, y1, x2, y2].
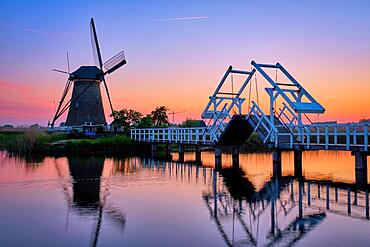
[131, 61, 369, 152]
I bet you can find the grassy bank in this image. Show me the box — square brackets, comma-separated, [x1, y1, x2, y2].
[0, 130, 68, 154]
[62, 135, 150, 155]
[0, 130, 150, 156]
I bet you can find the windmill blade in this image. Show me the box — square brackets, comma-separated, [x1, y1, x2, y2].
[52, 69, 70, 75]
[51, 78, 72, 127]
[103, 51, 127, 74]
[90, 205, 103, 247]
[102, 77, 115, 120]
[66, 51, 71, 73]
[90, 18, 103, 70]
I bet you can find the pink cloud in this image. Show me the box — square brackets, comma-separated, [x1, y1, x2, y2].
[0, 80, 31, 92]
[0, 80, 54, 124]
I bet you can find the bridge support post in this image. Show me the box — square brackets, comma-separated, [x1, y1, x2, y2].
[178, 144, 185, 162]
[294, 150, 303, 178]
[151, 143, 157, 157]
[215, 146, 222, 170]
[195, 145, 202, 163]
[165, 144, 172, 158]
[232, 146, 240, 168]
[298, 179, 303, 219]
[272, 150, 282, 178]
[353, 151, 368, 188]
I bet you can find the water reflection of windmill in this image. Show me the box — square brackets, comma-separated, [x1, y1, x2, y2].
[50, 18, 127, 127]
[54, 157, 126, 247]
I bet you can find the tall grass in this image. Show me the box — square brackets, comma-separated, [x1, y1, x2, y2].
[0, 129, 68, 154]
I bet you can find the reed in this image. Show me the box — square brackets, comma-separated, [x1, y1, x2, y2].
[0, 129, 68, 154]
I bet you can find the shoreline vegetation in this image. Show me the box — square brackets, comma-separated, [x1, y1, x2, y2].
[0, 106, 268, 157]
[0, 130, 151, 156]
[0, 129, 267, 157]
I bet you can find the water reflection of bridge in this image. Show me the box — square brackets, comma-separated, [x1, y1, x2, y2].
[132, 157, 370, 246]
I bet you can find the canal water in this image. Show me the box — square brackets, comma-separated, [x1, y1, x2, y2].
[0, 151, 369, 247]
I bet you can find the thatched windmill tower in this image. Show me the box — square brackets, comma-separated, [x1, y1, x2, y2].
[50, 18, 126, 127]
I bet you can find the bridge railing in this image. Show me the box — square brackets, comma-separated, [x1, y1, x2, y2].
[130, 127, 214, 145]
[276, 123, 369, 151]
[247, 101, 279, 146]
[276, 102, 298, 125]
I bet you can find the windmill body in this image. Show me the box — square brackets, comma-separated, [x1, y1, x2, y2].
[66, 66, 106, 126]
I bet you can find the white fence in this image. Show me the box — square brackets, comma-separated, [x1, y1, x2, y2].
[275, 123, 369, 151]
[130, 127, 214, 145]
[130, 121, 369, 151]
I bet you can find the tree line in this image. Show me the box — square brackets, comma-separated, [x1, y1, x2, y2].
[111, 106, 170, 134]
[111, 106, 205, 135]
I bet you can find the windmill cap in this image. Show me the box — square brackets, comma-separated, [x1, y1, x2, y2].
[69, 66, 104, 80]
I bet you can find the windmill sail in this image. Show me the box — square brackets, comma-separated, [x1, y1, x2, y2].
[90, 18, 103, 70]
[104, 51, 126, 74]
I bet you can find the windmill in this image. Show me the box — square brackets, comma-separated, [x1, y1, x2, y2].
[50, 18, 126, 127]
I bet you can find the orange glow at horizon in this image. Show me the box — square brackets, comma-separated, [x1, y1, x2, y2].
[1, 56, 370, 126]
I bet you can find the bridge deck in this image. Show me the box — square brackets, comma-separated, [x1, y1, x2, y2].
[131, 120, 369, 152]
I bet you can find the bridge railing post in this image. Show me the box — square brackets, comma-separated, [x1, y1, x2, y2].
[346, 125, 350, 150]
[306, 126, 310, 149]
[325, 126, 329, 149]
[316, 127, 320, 144]
[289, 127, 293, 148]
[365, 123, 368, 152]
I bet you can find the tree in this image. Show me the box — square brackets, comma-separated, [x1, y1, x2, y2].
[181, 119, 206, 127]
[137, 115, 154, 128]
[111, 109, 143, 134]
[151, 106, 169, 126]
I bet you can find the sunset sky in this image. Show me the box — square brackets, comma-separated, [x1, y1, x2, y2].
[0, 0, 369, 126]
